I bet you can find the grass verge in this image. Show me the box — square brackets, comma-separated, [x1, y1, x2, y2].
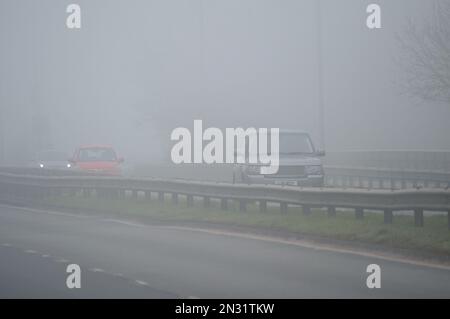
[38, 194, 450, 257]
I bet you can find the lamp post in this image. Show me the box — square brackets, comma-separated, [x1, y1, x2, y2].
[0, 107, 4, 164]
[316, 0, 325, 151]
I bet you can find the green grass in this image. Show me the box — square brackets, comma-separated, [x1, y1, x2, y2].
[39, 194, 450, 257]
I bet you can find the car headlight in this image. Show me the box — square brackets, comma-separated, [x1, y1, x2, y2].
[245, 165, 260, 175]
[305, 165, 323, 175]
[39, 163, 44, 168]
[67, 163, 72, 168]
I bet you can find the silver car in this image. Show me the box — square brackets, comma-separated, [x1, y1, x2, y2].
[31, 150, 72, 170]
[233, 130, 325, 187]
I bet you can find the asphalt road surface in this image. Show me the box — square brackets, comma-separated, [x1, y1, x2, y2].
[0, 204, 449, 298]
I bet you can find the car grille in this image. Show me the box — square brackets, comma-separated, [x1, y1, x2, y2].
[268, 166, 306, 177]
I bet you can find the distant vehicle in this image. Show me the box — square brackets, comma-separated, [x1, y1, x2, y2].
[32, 150, 72, 169]
[69, 145, 124, 176]
[233, 130, 325, 187]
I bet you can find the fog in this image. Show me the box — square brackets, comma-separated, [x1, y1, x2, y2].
[0, 0, 449, 166]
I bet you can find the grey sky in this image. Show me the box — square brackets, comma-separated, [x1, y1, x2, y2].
[0, 0, 448, 164]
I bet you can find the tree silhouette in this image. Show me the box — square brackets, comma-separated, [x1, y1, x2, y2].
[398, 1, 450, 103]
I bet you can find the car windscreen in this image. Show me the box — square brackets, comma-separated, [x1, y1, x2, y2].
[37, 151, 67, 161]
[279, 133, 314, 154]
[78, 148, 117, 162]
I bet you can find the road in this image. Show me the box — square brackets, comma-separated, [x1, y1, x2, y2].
[0, 204, 449, 298]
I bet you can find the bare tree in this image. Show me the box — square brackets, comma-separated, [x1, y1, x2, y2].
[397, 1, 450, 103]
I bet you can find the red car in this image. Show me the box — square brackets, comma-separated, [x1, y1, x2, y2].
[69, 145, 124, 175]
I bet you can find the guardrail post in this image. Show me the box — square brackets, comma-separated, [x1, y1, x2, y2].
[414, 209, 424, 227]
[328, 206, 336, 217]
[357, 176, 363, 188]
[132, 190, 138, 200]
[158, 192, 164, 203]
[172, 193, 178, 205]
[280, 202, 288, 214]
[378, 178, 383, 189]
[324, 176, 330, 187]
[187, 195, 194, 207]
[328, 176, 334, 187]
[303, 205, 311, 215]
[145, 191, 151, 200]
[345, 176, 350, 187]
[389, 178, 395, 190]
[203, 196, 210, 208]
[259, 200, 267, 213]
[220, 198, 228, 210]
[355, 208, 364, 220]
[384, 209, 393, 224]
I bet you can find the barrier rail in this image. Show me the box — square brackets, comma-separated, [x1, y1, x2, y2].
[324, 150, 450, 171]
[0, 170, 449, 230]
[325, 166, 450, 190]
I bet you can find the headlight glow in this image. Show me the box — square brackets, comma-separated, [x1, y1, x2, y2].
[39, 163, 44, 168]
[67, 163, 72, 168]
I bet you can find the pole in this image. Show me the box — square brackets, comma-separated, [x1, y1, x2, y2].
[316, 0, 325, 151]
[0, 109, 4, 164]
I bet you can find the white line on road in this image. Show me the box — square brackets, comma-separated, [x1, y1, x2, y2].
[103, 219, 147, 228]
[135, 280, 149, 286]
[89, 268, 105, 273]
[0, 203, 91, 219]
[54, 258, 69, 263]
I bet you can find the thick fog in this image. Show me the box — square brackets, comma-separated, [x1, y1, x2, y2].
[0, 0, 448, 166]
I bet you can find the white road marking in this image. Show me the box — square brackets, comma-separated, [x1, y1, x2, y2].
[103, 219, 146, 228]
[24, 250, 37, 254]
[41, 254, 51, 258]
[135, 280, 149, 286]
[0, 203, 90, 219]
[89, 268, 105, 273]
[55, 258, 69, 263]
[1, 243, 12, 247]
